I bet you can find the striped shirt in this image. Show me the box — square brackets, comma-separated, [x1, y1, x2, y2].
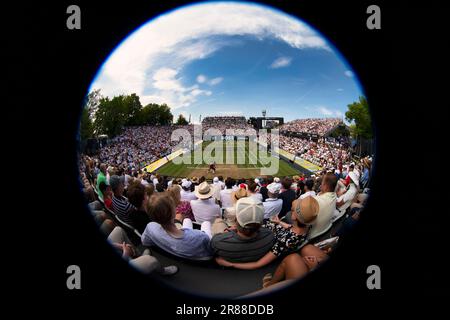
[211, 228, 275, 263]
[112, 194, 134, 225]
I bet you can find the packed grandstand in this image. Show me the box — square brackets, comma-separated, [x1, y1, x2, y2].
[79, 116, 373, 297]
[92, 117, 353, 172]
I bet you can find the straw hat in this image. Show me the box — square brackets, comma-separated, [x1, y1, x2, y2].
[292, 197, 319, 225]
[194, 181, 214, 199]
[231, 188, 248, 203]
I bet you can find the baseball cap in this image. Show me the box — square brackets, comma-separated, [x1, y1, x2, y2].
[181, 180, 192, 189]
[235, 197, 265, 227]
[267, 182, 281, 194]
[274, 177, 281, 183]
[213, 177, 219, 183]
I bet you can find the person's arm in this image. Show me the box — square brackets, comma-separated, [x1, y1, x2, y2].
[270, 215, 292, 230]
[215, 251, 277, 270]
[141, 227, 154, 246]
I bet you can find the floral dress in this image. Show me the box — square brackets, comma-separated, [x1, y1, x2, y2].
[262, 221, 309, 257]
[176, 200, 195, 221]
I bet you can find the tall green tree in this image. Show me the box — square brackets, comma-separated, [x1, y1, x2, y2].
[79, 106, 93, 141]
[175, 114, 188, 125]
[94, 96, 127, 137]
[123, 93, 143, 125]
[140, 103, 173, 125]
[91, 93, 174, 137]
[345, 96, 372, 139]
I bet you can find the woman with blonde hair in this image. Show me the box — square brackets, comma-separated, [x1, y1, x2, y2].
[166, 184, 195, 221]
[141, 193, 213, 260]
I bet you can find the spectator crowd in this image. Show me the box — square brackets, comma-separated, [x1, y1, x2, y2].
[202, 116, 254, 134]
[80, 152, 373, 294]
[78, 115, 372, 295]
[279, 135, 351, 169]
[280, 118, 342, 136]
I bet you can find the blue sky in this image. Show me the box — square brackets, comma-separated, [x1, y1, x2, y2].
[90, 2, 363, 123]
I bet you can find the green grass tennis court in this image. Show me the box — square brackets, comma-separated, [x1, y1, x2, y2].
[156, 141, 301, 179]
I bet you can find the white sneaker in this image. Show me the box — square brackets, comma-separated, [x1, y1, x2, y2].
[161, 265, 178, 276]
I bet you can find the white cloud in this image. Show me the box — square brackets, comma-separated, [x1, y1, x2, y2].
[196, 74, 207, 83]
[318, 106, 343, 117]
[209, 77, 223, 86]
[140, 67, 212, 108]
[91, 2, 329, 109]
[318, 106, 334, 116]
[197, 75, 223, 86]
[270, 56, 292, 69]
[218, 111, 244, 116]
[153, 68, 184, 92]
[344, 70, 354, 78]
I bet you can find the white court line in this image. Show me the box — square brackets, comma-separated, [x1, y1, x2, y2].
[185, 166, 260, 170]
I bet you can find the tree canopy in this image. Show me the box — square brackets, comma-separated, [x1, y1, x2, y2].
[175, 114, 189, 125]
[80, 92, 174, 140]
[94, 96, 128, 138]
[79, 106, 93, 141]
[345, 96, 373, 139]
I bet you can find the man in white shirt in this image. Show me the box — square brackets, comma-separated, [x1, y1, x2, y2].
[212, 177, 222, 202]
[299, 179, 316, 199]
[141, 178, 150, 186]
[220, 177, 235, 209]
[273, 177, 282, 190]
[333, 171, 359, 222]
[180, 180, 197, 202]
[309, 173, 338, 239]
[191, 182, 221, 223]
[217, 176, 226, 190]
[262, 183, 283, 219]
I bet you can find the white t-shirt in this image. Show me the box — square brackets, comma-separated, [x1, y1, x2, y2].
[220, 189, 234, 209]
[249, 192, 263, 202]
[309, 192, 336, 239]
[263, 198, 283, 219]
[124, 174, 132, 187]
[300, 190, 316, 200]
[190, 198, 221, 224]
[211, 183, 221, 201]
[180, 189, 197, 202]
[337, 184, 358, 212]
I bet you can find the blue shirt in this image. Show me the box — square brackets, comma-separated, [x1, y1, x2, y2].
[141, 222, 212, 259]
[361, 168, 370, 186]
